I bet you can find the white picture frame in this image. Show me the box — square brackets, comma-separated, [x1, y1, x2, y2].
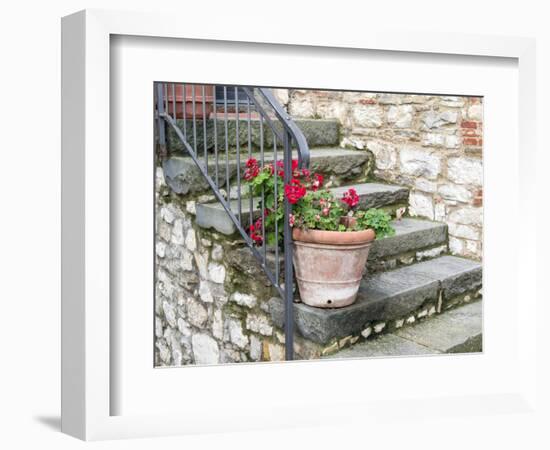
[61, 9, 539, 441]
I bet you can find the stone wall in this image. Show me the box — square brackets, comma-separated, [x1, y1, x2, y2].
[274, 89, 483, 260]
[155, 167, 323, 366]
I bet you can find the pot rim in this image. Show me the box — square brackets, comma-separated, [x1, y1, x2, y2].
[292, 226, 376, 245]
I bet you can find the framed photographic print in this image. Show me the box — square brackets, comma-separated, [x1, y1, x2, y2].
[152, 82, 484, 366]
[61, 8, 539, 441]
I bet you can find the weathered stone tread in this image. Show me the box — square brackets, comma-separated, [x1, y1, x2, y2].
[164, 147, 371, 195]
[269, 255, 482, 344]
[394, 300, 482, 353]
[166, 117, 341, 152]
[325, 333, 436, 359]
[325, 301, 482, 359]
[369, 218, 447, 260]
[329, 183, 409, 209]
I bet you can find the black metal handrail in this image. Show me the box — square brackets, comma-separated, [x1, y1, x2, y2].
[155, 83, 310, 360]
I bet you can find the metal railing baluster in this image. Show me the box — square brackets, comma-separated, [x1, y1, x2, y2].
[235, 87, 241, 223]
[224, 87, 230, 203]
[247, 96, 253, 232]
[213, 86, 219, 186]
[163, 83, 168, 121]
[283, 130, 294, 360]
[260, 112, 266, 260]
[182, 83, 187, 141]
[192, 85, 197, 155]
[202, 85, 208, 174]
[172, 83, 176, 119]
[273, 131, 279, 283]
[156, 83, 167, 157]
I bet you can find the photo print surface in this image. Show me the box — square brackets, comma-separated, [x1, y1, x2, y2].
[154, 84, 483, 366]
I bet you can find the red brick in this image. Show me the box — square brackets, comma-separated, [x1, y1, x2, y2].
[359, 98, 377, 105]
[473, 188, 483, 207]
[461, 120, 478, 129]
[463, 137, 480, 146]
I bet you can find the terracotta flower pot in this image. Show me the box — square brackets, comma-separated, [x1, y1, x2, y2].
[292, 227, 375, 308]
[166, 84, 214, 119]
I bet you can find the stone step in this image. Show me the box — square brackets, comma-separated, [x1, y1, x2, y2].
[269, 255, 482, 345]
[368, 218, 447, 269]
[163, 148, 373, 196]
[195, 181, 409, 235]
[166, 117, 341, 154]
[324, 301, 482, 359]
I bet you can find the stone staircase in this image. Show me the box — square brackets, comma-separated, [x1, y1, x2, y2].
[165, 117, 483, 359]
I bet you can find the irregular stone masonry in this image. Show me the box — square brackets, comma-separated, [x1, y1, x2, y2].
[156, 167, 318, 365]
[273, 89, 483, 260]
[155, 159, 481, 366]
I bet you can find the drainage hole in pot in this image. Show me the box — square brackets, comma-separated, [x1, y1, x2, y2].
[327, 300, 332, 305]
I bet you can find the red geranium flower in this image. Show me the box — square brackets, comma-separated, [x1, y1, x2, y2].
[243, 164, 259, 181]
[243, 158, 260, 181]
[312, 173, 324, 191]
[276, 160, 285, 177]
[284, 179, 307, 204]
[342, 187, 360, 208]
[248, 222, 263, 245]
[276, 159, 301, 178]
[251, 233, 263, 244]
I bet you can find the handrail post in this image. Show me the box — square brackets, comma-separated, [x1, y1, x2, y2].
[156, 82, 167, 159]
[283, 129, 294, 361]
